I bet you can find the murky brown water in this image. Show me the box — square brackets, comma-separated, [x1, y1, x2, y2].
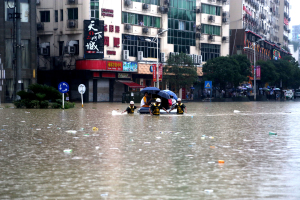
[0, 102, 300, 199]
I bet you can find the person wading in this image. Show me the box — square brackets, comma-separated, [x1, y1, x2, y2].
[140, 92, 152, 107]
[122, 101, 137, 114]
[169, 98, 187, 114]
[149, 98, 167, 115]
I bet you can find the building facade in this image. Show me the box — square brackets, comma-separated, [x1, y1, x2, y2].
[36, 0, 230, 102]
[229, 0, 291, 64]
[0, 0, 37, 103]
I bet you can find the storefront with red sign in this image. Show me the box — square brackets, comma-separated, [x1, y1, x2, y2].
[75, 60, 142, 102]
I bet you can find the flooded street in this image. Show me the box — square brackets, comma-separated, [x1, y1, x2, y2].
[0, 102, 300, 199]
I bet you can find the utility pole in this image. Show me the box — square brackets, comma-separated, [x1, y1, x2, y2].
[15, 0, 22, 100]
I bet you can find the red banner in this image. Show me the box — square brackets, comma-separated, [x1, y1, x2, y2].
[153, 64, 163, 82]
[284, 18, 289, 25]
[243, 6, 252, 16]
[250, 66, 261, 80]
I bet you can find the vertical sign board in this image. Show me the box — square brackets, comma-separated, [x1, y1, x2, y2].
[152, 64, 163, 82]
[84, 20, 104, 59]
[58, 82, 69, 109]
[204, 81, 212, 102]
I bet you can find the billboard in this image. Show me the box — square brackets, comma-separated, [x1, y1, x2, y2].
[123, 62, 138, 72]
[84, 20, 104, 59]
[107, 61, 122, 71]
[153, 64, 163, 82]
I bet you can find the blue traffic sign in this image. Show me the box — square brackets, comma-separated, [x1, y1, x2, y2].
[58, 82, 69, 93]
[204, 81, 212, 89]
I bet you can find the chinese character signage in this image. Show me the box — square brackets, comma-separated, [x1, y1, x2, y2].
[107, 61, 122, 71]
[152, 64, 163, 82]
[250, 66, 261, 81]
[101, 9, 114, 17]
[123, 62, 138, 72]
[84, 20, 104, 59]
[118, 73, 131, 79]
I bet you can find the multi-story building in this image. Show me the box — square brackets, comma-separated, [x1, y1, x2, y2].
[278, 0, 290, 48]
[36, 0, 230, 102]
[291, 25, 300, 42]
[0, 0, 37, 103]
[229, 0, 291, 64]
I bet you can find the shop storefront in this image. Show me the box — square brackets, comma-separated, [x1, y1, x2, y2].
[76, 60, 142, 102]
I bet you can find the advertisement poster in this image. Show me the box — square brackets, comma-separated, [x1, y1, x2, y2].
[118, 73, 131, 79]
[123, 62, 138, 72]
[250, 66, 261, 80]
[84, 20, 104, 59]
[153, 64, 163, 82]
[107, 61, 122, 71]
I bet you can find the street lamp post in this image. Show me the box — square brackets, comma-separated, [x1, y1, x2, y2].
[145, 29, 168, 89]
[244, 38, 264, 101]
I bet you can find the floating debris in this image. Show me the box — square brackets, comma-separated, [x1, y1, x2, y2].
[63, 149, 72, 153]
[65, 130, 77, 134]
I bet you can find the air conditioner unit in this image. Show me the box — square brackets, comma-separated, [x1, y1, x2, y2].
[36, 0, 40, 5]
[143, 4, 149, 10]
[187, 54, 193, 61]
[222, 18, 228, 23]
[192, 54, 197, 64]
[68, 46, 76, 54]
[160, 52, 166, 62]
[69, 21, 75, 28]
[175, 52, 179, 56]
[159, 6, 164, 12]
[169, 52, 175, 58]
[142, 27, 149, 33]
[196, 8, 201, 13]
[164, 0, 169, 5]
[197, 55, 202, 64]
[164, 7, 169, 13]
[37, 23, 44, 30]
[125, 24, 131, 30]
[222, 36, 229, 42]
[123, 50, 129, 60]
[40, 47, 48, 55]
[197, 25, 201, 31]
[208, 15, 215, 22]
[138, 51, 143, 61]
[196, 33, 201, 39]
[125, 0, 131, 6]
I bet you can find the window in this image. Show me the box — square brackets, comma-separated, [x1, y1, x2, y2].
[201, 44, 220, 62]
[60, 9, 63, 21]
[201, 24, 221, 35]
[122, 12, 161, 28]
[179, 21, 185, 30]
[131, 0, 161, 6]
[40, 11, 50, 22]
[90, 0, 99, 19]
[122, 34, 160, 58]
[167, 0, 196, 53]
[68, 8, 78, 20]
[55, 10, 58, 22]
[201, 4, 221, 16]
[59, 41, 64, 56]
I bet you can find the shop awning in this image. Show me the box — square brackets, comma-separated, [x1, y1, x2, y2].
[117, 80, 145, 88]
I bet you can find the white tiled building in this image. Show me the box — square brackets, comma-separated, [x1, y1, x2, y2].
[36, 0, 230, 102]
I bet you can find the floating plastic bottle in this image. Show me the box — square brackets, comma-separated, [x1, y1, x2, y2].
[269, 132, 277, 135]
[204, 189, 213, 193]
[64, 149, 72, 153]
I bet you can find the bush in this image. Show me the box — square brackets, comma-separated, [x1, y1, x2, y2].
[40, 100, 49, 109]
[13, 84, 72, 109]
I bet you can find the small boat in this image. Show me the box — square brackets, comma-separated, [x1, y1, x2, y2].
[138, 107, 178, 114]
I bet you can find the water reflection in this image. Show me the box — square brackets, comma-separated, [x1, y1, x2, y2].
[0, 102, 300, 199]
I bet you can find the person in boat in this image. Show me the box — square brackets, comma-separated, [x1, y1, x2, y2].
[170, 95, 177, 109]
[141, 92, 152, 107]
[122, 101, 137, 114]
[168, 98, 187, 114]
[149, 98, 167, 115]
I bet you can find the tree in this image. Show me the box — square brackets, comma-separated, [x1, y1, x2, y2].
[256, 60, 279, 85]
[163, 53, 198, 92]
[202, 56, 249, 89]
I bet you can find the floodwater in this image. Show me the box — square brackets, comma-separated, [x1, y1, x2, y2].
[0, 102, 300, 199]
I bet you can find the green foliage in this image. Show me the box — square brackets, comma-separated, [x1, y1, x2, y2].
[13, 84, 70, 109]
[64, 102, 75, 109]
[203, 55, 251, 89]
[164, 53, 198, 92]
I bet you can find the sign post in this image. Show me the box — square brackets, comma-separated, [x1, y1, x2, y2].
[204, 81, 213, 102]
[58, 82, 69, 109]
[78, 84, 86, 108]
